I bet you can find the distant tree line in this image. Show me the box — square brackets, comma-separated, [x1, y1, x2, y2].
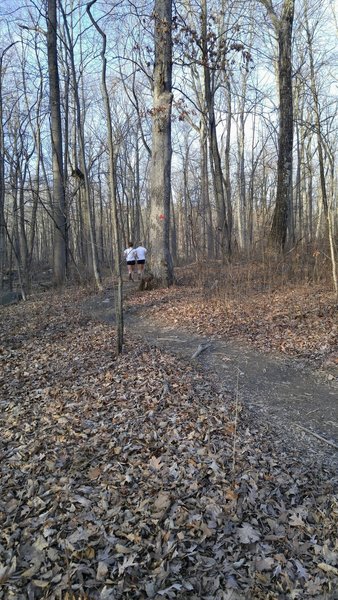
[0, 0, 336, 296]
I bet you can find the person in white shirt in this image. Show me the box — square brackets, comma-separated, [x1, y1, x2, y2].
[123, 241, 137, 281]
[135, 243, 147, 278]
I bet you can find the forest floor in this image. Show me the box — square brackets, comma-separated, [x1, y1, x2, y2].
[82, 277, 338, 467]
[1, 274, 337, 599]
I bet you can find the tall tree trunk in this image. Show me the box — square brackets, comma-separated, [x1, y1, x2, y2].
[199, 120, 209, 258]
[60, 3, 103, 290]
[235, 75, 247, 251]
[87, 0, 124, 353]
[149, 0, 174, 285]
[304, 10, 337, 296]
[23, 37, 43, 285]
[260, 0, 295, 251]
[201, 0, 230, 259]
[47, 0, 67, 286]
[224, 77, 233, 253]
[18, 160, 29, 290]
[0, 51, 7, 287]
[293, 75, 303, 244]
[305, 136, 313, 243]
[133, 129, 141, 245]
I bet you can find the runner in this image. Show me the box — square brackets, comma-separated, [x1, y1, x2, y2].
[123, 241, 137, 281]
[135, 243, 147, 278]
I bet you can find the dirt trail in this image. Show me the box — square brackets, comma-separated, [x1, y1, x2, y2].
[81, 290, 338, 469]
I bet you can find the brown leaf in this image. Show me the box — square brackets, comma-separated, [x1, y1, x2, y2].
[317, 562, 338, 575]
[237, 523, 261, 544]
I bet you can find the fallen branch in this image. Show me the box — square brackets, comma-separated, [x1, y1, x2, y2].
[160, 381, 170, 400]
[305, 408, 320, 416]
[295, 424, 338, 449]
[191, 343, 211, 359]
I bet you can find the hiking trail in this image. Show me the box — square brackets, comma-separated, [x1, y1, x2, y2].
[81, 287, 338, 470]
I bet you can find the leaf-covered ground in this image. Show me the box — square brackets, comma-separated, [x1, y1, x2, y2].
[126, 282, 337, 371]
[1, 287, 337, 599]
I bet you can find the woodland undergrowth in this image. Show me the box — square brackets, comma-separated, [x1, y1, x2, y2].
[127, 260, 337, 372]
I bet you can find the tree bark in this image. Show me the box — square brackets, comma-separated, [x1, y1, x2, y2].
[304, 9, 337, 296]
[0, 42, 28, 292]
[149, 0, 174, 286]
[47, 0, 67, 286]
[0, 50, 8, 287]
[87, 0, 124, 353]
[260, 0, 295, 251]
[201, 0, 231, 259]
[60, 2, 103, 290]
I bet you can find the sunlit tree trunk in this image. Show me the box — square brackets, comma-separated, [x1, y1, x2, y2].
[260, 0, 295, 251]
[305, 136, 314, 243]
[0, 44, 13, 287]
[304, 8, 337, 296]
[201, 0, 230, 259]
[235, 72, 247, 251]
[200, 119, 213, 258]
[0, 49, 8, 287]
[149, 0, 174, 285]
[47, 0, 67, 286]
[293, 73, 302, 243]
[23, 36, 43, 288]
[87, 1, 124, 352]
[60, 3, 103, 290]
[223, 77, 232, 253]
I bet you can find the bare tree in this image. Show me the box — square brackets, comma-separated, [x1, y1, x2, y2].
[149, 0, 174, 285]
[259, 0, 295, 251]
[87, 0, 124, 352]
[0, 44, 17, 287]
[201, 0, 232, 258]
[60, 3, 103, 290]
[47, 0, 67, 286]
[303, 5, 337, 295]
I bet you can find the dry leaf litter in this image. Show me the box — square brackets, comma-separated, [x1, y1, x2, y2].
[0, 288, 337, 599]
[126, 284, 337, 369]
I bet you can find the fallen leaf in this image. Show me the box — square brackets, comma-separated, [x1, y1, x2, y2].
[237, 522, 261, 544]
